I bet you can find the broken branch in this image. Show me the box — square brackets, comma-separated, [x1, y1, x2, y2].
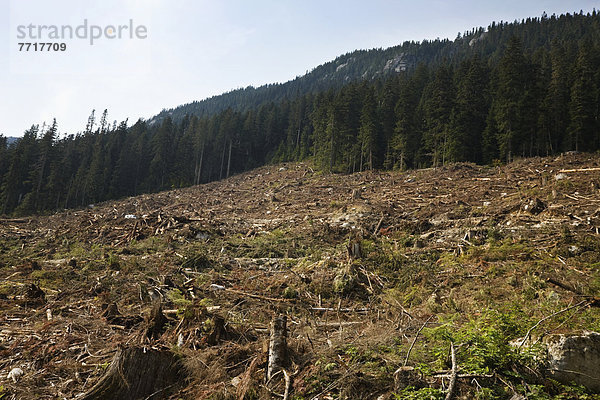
[444, 342, 457, 400]
[404, 315, 433, 366]
[518, 300, 589, 349]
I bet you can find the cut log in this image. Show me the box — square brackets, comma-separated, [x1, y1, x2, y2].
[80, 346, 183, 400]
[0, 218, 28, 224]
[267, 315, 288, 381]
[559, 167, 600, 173]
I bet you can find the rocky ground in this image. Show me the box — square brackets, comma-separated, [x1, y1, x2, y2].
[1, 153, 600, 399]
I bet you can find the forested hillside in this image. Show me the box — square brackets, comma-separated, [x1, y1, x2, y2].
[2, 11, 600, 215]
[152, 10, 598, 122]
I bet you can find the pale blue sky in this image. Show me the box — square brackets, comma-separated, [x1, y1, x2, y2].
[1, 0, 598, 137]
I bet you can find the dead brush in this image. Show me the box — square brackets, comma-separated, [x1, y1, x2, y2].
[181, 342, 262, 398]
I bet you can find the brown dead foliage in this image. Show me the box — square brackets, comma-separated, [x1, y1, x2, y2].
[0, 153, 600, 398]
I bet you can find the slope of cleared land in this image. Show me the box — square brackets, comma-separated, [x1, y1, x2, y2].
[1, 153, 600, 399]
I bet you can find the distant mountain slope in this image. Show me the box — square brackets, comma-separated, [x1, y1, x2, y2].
[151, 11, 593, 123]
[6, 137, 19, 145]
[151, 40, 458, 123]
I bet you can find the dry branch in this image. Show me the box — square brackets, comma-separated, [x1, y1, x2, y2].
[0, 218, 28, 223]
[546, 277, 582, 295]
[404, 315, 433, 366]
[310, 307, 369, 313]
[373, 214, 385, 236]
[518, 300, 589, 349]
[225, 288, 291, 302]
[315, 321, 364, 329]
[558, 167, 600, 173]
[445, 342, 457, 400]
[283, 369, 292, 400]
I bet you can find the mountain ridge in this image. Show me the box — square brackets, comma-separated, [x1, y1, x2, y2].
[149, 31, 477, 123]
[149, 10, 589, 125]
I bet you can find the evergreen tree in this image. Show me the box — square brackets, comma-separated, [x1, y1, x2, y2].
[380, 77, 401, 168]
[422, 64, 455, 166]
[85, 129, 107, 203]
[567, 41, 597, 151]
[390, 66, 428, 169]
[26, 119, 58, 212]
[311, 92, 333, 169]
[1, 126, 39, 214]
[539, 42, 571, 153]
[449, 57, 490, 163]
[493, 36, 532, 162]
[357, 87, 379, 170]
[0, 136, 8, 182]
[148, 117, 174, 189]
[482, 108, 500, 164]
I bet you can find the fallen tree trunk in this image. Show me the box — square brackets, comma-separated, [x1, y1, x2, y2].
[80, 346, 183, 400]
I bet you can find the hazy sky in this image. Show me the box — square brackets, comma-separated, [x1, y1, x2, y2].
[1, 0, 598, 137]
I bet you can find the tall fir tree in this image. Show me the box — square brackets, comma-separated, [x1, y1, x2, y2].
[567, 41, 598, 151]
[357, 87, 379, 170]
[449, 56, 490, 163]
[422, 63, 455, 166]
[493, 36, 532, 162]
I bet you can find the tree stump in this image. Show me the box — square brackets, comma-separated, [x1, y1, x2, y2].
[23, 283, 45, 306]
[80, 346, 182, 400]
[101, 302, 143, 328]
[145, 301, 168, 340]
[206, 314, 226, 345]
[267, 315, 289, 381]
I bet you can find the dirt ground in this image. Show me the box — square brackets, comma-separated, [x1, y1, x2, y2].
[1, 152, 600, 399]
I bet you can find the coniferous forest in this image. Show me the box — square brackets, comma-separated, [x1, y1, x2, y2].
[2, 11, 600, 215]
